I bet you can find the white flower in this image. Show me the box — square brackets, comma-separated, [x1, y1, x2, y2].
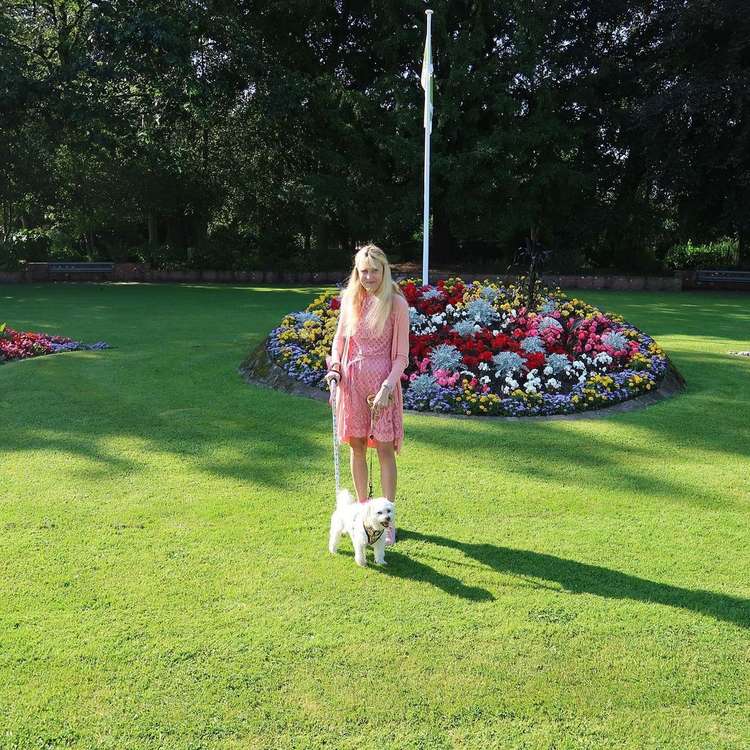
[478, 362, 489, 371]
[492, 330, 499, 336]
[505, 376, 519, 389]
[547, 378, 561, 390]
[543, 366, 553, 376]
[445, 304, 454, 313]
[479, 375, 491, 384]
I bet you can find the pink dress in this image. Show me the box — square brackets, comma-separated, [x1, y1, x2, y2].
[330, 292, 410, 456]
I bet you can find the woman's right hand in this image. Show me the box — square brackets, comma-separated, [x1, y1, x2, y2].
[324, 370, 340, 387]
[324, 370, 340, 406]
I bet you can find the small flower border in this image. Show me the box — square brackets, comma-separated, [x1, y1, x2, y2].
[0, 322, 110, 363]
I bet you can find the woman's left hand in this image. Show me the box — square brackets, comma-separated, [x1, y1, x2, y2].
[371, 383, 393, 413]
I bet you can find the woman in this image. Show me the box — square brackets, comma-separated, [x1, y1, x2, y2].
[325, 244, 410, 545]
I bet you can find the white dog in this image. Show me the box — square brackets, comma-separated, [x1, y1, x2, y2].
[329, 488, 395, 567]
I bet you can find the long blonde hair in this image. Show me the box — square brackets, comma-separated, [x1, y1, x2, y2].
[340, 244, 405, 338]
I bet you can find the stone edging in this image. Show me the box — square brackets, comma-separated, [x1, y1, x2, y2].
[239, 338, 686, 422]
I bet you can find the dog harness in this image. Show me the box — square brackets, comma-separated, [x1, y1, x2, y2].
[363, 522, 385, 545]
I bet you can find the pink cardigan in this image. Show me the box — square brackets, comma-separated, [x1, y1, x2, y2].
[330, 293, 410, 391]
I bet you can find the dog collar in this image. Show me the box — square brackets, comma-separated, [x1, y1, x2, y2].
[363, 522, 384, 546]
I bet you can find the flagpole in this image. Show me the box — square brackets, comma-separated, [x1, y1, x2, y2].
[422, 9, 433, 288]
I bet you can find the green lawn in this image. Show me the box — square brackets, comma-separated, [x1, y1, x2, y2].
[1, 283, 748, 750]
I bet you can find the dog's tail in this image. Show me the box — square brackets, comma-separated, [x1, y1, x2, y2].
[335, 487, 356, 511]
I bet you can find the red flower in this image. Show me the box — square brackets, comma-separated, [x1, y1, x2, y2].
[524, 352, 546, 371]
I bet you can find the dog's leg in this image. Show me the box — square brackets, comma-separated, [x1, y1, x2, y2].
[373, 535, 388, 566]
[353, 540, 367, 567]
[329, 513, 343, 554]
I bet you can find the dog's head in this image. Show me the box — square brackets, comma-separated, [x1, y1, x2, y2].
[366, 497, 395, 530]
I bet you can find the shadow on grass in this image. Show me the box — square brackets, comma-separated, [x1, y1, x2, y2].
[378, 550, 495, 601]
[398, 529, 750, 628]
[332, 546, 494, 601]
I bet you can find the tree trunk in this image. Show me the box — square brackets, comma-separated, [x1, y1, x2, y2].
[432, 209, 456, 266]
[166, 214, 186, 254]
[1, 201, 13, 243]
[739, 223, 749, 268]
[84, 229, 95, 259]
[147, 211, 158, 250]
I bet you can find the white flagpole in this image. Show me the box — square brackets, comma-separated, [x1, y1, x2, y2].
[422, 10, 433, 287]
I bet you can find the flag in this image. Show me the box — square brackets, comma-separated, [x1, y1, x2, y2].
[421, 21, 433, 133]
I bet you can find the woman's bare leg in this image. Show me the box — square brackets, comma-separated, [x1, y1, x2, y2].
[376, 440, 397, 500]
[349, 437, 368, 501]
[376, 440, 397, 544]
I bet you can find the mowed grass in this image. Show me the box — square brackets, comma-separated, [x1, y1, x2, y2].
[0, 283, 748, 750]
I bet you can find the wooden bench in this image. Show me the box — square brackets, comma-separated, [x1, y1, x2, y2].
[695, 269, 750, 290]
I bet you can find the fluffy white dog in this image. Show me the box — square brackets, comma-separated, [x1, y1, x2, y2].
[329, 488, 395, 567]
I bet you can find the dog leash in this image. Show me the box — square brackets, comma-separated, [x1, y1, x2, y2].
[366, 395, 377, 499]
[329, 379, 378, 499]
[330, 379, 341, 495]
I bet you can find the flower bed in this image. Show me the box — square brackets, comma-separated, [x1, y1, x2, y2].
[264, 278, 672, 417]
[0, 322, 109, 363]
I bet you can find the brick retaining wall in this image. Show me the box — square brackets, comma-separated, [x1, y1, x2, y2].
[0, 263, 685, 291]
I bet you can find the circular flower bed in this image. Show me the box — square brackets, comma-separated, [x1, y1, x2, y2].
[0, 322, 110, 364]
[264, 278, 673, 417]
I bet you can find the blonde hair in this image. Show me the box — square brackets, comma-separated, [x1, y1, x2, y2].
[340, 243, 405, 338]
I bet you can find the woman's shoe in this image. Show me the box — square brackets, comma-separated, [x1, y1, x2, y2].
[385, 524, 396, 546]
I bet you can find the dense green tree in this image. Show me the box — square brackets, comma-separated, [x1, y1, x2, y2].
[0, 0, 746, 272]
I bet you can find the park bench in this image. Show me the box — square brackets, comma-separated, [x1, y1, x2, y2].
[695, 269, 750, 289]
[48, 262, 115, 274]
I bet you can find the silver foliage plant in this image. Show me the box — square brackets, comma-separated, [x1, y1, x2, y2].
[421, 288, 446, 301]
[451, 319, 479, 338]
[602, 331, 629, 352]
[408, 373, 441, 400]
[429, 343, 463, 372]
[520, 335, 545, 354]
[537, 316, 563, 333]
[545, 353, 571, 375]
[465, 298, 500, 326]
[492, 351, 524, 376]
